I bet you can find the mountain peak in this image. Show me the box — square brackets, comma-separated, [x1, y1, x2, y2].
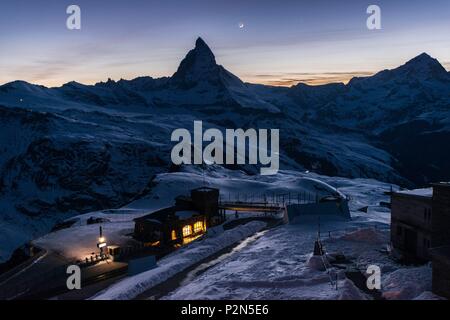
[195, 37, 208, 49]
[192, 37, 216, 64]
[359, 52, 449, 85]
[400, 52, 447, 79]
[414, 52, 432, 60]
[171, 37, 219, 87]
[406, 52, 437, 66]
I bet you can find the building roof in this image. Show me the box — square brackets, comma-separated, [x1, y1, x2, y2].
[135, 206, 202, 224]
[432, 182, 450, 188]
[143, 219, 163, 224]
[135, 187, 217, 224]
[134, 207, 174, 223]
[395, 188, 433, 198]
[175, 210, 198, 219]
[192, 187, 219, 192]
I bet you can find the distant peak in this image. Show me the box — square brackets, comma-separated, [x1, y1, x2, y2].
[398, 52, 448, 79]
[403, 52, 444, 69]
[3, 80, 29, 90]
[417, 52, 432, 59]
[64, 81, 83, 87]
[5, 80, 30, 87]
[407, 52, 435, 64]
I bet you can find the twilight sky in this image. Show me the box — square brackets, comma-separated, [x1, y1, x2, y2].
[1, 0, 450, 87]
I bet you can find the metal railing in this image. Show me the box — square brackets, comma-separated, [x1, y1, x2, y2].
[219, 191, 319, 206]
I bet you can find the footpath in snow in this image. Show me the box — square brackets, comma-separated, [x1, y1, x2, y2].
[92, 221, 266, 300]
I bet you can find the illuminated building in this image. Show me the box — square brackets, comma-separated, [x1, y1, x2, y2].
[133, 187, 224, 247]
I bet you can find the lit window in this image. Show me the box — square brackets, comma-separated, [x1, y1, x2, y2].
[171, 230, 177, 240]
[194, 221, 203, 233]
[182, 225, 192, 237]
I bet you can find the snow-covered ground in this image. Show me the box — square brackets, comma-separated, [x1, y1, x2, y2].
[19, 162, 393, 262]
[92, 221, 267, 300]
[162, 221, 368, 300]
[381, 265, 432, 300]
[22, 167, 439, 300]
[28, 206, 151, 261]
[80, 168, 404, 300]
[161, 223, 435, 300]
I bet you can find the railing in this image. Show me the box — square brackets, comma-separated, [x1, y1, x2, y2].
[76, 242, 152, 267]
[219, 191, 319, 206]
[315, 224, 390, 292]
[77, 252, 110, 268]
[320, 250, 339, 290]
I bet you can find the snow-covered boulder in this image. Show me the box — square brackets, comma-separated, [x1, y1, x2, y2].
[381, 265, 432, 300]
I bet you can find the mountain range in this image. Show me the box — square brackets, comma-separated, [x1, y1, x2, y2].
[1, 37, 450, 261]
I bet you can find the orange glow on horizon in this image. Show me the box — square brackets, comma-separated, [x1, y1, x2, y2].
[244, 71, 376, 87]
[2, 71, 379, 89]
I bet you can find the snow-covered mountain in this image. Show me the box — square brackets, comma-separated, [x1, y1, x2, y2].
[0, 38, 279, 114]
[312, 53, 450, 130]
[164, 37, 280, 113]
[304, 53, 450, 185]
[0, 37, 449, 262]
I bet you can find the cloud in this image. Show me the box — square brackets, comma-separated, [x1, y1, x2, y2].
[246, 71, 374, 86]
[1, 38, 160, 87]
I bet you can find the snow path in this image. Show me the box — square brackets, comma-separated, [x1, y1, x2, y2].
[178, 229, 270, 288]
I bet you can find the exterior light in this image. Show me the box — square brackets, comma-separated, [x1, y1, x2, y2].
[97, 226, 106, 252]
[98, 242, 107, 249]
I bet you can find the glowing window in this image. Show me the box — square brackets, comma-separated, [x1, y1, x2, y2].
[194, 221, 203, 233]
[182, 225, 192, 237]
[171, 230, 177, 240]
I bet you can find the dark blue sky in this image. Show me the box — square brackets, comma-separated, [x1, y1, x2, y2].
[1, 0, 449, 86]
